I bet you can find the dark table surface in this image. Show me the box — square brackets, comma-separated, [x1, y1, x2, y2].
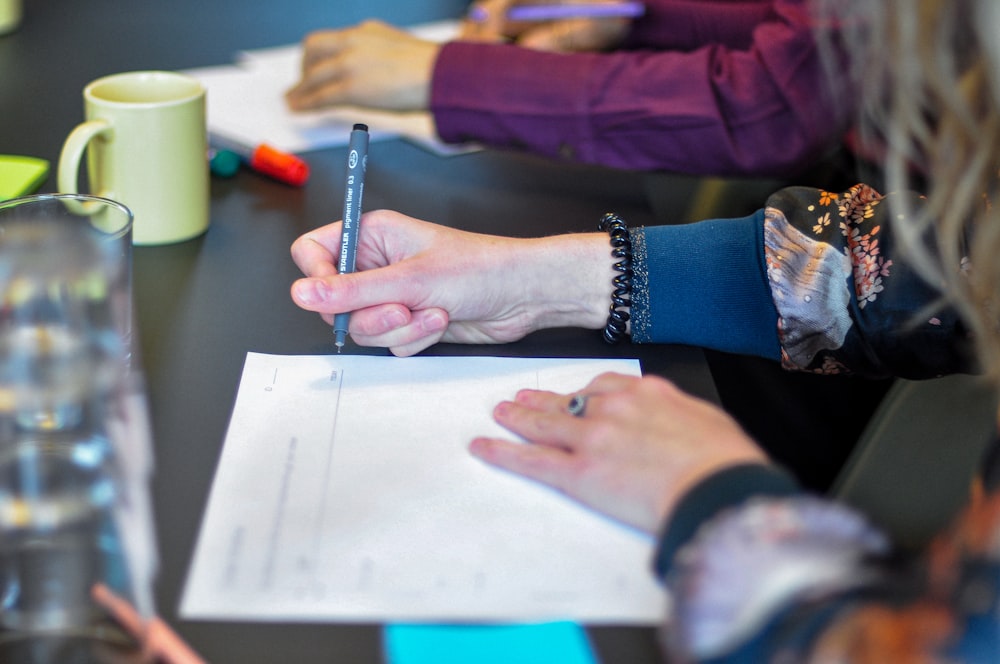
[1, 1, 717, 661]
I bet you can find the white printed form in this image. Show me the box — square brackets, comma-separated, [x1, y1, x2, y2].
[180, 353, 666, 623]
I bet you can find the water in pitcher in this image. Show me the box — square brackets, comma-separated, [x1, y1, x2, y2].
[0, 407, 126, 631]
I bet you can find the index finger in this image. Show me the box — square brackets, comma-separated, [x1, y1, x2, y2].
[92, 584, 207, 664]
[300, 29, 348, 72]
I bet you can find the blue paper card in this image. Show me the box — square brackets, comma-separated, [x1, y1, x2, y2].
[383, 622, 599, 664]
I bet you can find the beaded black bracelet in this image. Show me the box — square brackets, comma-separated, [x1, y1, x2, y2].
[597, 212, 632, 344]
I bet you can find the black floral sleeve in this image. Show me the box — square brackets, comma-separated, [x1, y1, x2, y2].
[763, 184, 977, 379]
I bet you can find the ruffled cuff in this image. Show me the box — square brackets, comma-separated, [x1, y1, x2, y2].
[663, 494, 890, 659]
[654, 463, 800, 580]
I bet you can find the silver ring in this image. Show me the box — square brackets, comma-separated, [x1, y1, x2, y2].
[567, 394, 588, 418]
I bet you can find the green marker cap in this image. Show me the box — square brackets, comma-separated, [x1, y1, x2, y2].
[209, 149, 241, 178]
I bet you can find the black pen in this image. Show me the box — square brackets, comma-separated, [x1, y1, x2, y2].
[334, 123, 369, 352]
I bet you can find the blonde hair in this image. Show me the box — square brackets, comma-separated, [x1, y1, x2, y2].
[814, 0, 1000, 381]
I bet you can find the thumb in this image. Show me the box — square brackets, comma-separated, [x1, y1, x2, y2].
[290, 266, 422, 315]
[519, 19, 626, 52]
[291, 277, 338, 313]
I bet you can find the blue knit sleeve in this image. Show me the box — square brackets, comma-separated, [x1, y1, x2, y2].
[629, 210, 781, 360]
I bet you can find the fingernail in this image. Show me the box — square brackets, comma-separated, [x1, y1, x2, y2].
[468, 438, 495, 457]
[422, 310, 448, 333]
[294, 279, 330, 306]
[381, 308, 409, 332]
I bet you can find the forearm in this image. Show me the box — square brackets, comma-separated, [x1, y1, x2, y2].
[659, 446, 1000, 661]
[763, 185, 977, 378]
[431, 0, 842, 174]
[625, 0, 778, 50]
[657, 473, 891, 661]
[630, 184, 979, 378]
[653, 463, 799, 579]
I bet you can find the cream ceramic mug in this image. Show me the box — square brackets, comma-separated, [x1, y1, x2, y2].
[59, 71, 209, 245]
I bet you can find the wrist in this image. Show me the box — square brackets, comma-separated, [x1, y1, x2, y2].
[410, 42, 441, 110]
[597, 212, 632, 343]
[516, 233, 616, 332]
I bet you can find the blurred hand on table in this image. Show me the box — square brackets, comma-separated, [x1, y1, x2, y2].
[286, 20, 439, 113]
[460, 0, 634, 52]
[285, 2, 636, 114]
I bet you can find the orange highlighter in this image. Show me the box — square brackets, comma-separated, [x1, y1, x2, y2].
[208, 133, 310, 187]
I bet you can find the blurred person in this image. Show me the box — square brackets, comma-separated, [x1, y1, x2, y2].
[286, 0, 848, 176]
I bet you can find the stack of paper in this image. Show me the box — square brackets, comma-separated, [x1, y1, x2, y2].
[184, 20, 477, 156]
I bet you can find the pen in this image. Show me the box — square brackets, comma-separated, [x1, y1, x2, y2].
[333, 123, 369, 352]
[208, 133, 310, 187]
[468, 1, 645, 22]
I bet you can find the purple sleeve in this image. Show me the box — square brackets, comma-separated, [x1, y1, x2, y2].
[625, 0, 778, 50]
[430, 0, 847, 175]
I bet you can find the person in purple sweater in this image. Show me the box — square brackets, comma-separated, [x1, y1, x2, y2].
[286, 0, 847, 176]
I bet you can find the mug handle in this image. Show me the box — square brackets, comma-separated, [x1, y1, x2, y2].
[58, 119, 113, 215]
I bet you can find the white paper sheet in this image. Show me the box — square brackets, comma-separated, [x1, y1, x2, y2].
[180, 353, 666, 624]
[185, 20, 479, 156]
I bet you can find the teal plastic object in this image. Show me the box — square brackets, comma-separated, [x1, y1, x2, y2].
[209, 148, 241, 178]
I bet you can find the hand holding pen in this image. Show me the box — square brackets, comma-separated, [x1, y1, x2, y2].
[290, 208, 615, 358]
[461, 1, 643, 52]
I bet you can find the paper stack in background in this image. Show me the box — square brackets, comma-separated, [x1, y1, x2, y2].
[185, 20, 477, 157]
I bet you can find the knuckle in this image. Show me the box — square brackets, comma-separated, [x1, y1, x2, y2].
[581, 419, 616, 447]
